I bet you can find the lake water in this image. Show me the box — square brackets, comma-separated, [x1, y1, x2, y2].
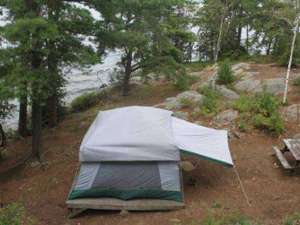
[3, 51, 121, 130]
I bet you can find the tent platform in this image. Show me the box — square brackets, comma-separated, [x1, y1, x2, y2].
[66, 198, 185, 218]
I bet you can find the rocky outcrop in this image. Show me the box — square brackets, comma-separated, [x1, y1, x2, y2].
[176, 91, 204, 104]
[234, 79, 262, 93]
[215, 85, 240, 100]
[235, 78, 285, 95]
[262, 78, 285, 95]
[231, 62, 251, 72]
[213, 109, 239, 125]
[280, 104, 300, 122]
[159, 91, 204, 110]
[173, 111, 189, 120]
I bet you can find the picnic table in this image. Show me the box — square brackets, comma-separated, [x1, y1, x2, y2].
[273, 139, 300, 170]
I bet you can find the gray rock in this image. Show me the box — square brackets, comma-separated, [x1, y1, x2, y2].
[263, 78, 285, 95]
[206, 72, 218, 87]
[216, 85, 239, 100]
[235, 77, 285, 95]
[159, 91, 204, 110]
[234, 79, 262, 93]
[189, 71, 201, 78]
[293, 133, 300, 139]
[163, 97, 182, 110]
[231, 62, 250, 72]
[176, 90, 204, 105]
[214, 109, 239, 125]
[130, 76, 143, 85]
[180, 161, 196, 171]
[173, 111, 189, 120]
[120, 209, 129, 216]
[194, 121, 202, 125]
[30, 161, 41, 168]
[239, 71, 256, 80]
[280, 104, 300, 122]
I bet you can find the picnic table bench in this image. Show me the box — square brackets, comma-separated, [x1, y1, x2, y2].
[273, 139, 300, 171]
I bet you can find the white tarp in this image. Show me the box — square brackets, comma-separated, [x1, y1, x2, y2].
[80, 106, 180, 162]
[172, 117, 233, 166]
[79, 106, 233, 166]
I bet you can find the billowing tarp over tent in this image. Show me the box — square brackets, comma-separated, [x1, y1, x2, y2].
[79, 106, 233, 166]
[80, 106, 179, 162]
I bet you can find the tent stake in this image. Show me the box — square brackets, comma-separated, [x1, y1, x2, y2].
[233, 166, 251, 207]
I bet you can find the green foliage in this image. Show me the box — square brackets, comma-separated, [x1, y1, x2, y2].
[180, 97, 194, 108]
[70, 91, 106, 113]
[233, 92, 284, 135]
[217, 59, 235, 86]
[92, 0, 194, 94]
[175, 74, 192, 91]
[193, 0, 300, 63]
[175, 76, 190, 91]
[199, 85, 220, 115]
[284, 213, 300, 225]
[233, 95, 254, 113]
[0, 203, 25, 225]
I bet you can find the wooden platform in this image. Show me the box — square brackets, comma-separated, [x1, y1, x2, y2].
[66, 198, 185, 218]
[273, 146, 293, 170]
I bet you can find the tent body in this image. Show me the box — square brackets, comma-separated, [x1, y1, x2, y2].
[69, 162, 183, 202]
[67, 106, 233, 214]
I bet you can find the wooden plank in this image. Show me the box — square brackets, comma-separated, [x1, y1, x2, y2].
[68, 208, 87, 219]
[66, 198, 185, 211]
[284, 139, 300, 161]
[273, 146, 293, 170]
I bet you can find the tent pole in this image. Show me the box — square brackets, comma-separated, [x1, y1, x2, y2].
[233, 166, 251, 207]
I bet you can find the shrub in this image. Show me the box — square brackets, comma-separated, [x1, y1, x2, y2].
[217, 59, 235, 86]
[70, 91, 107, 113]
[284, 213, 300, 225]
[233, 95, 255, 113]
[253, 113, 284, 136]
[180, 98, 195, 108]
[0, 203, 25, 225]
[233, 92, 284, 135]
[199, 86, 220, 115]
[175, 74, 191, 91]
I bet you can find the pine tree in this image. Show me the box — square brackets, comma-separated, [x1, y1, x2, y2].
[0, 0, 97, 160]
[91, 0, 194, 95]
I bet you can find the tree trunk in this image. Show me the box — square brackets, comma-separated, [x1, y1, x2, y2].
[246, 24, 249, 53]
[187, 42, 193, 63]
[122, 51, 133, 96]
[0, 123, 6, 147]
[215, 12, 225, 62]
[18, 95, 28, 137]
[47, 95, 58, 128]
[46, 5, 60, 128]
[283, 15, 299, 104]
[237, 25, 242, 49]
[25, 0, 43, 161]
[31, 98, 42, 161]
[266, 39, 272, 55]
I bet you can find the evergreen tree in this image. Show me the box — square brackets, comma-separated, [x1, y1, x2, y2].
[91, 0, 194, 95]
[0, 0, 97, 160]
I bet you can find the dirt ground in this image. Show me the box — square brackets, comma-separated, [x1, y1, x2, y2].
[1, 63, 300, 225]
